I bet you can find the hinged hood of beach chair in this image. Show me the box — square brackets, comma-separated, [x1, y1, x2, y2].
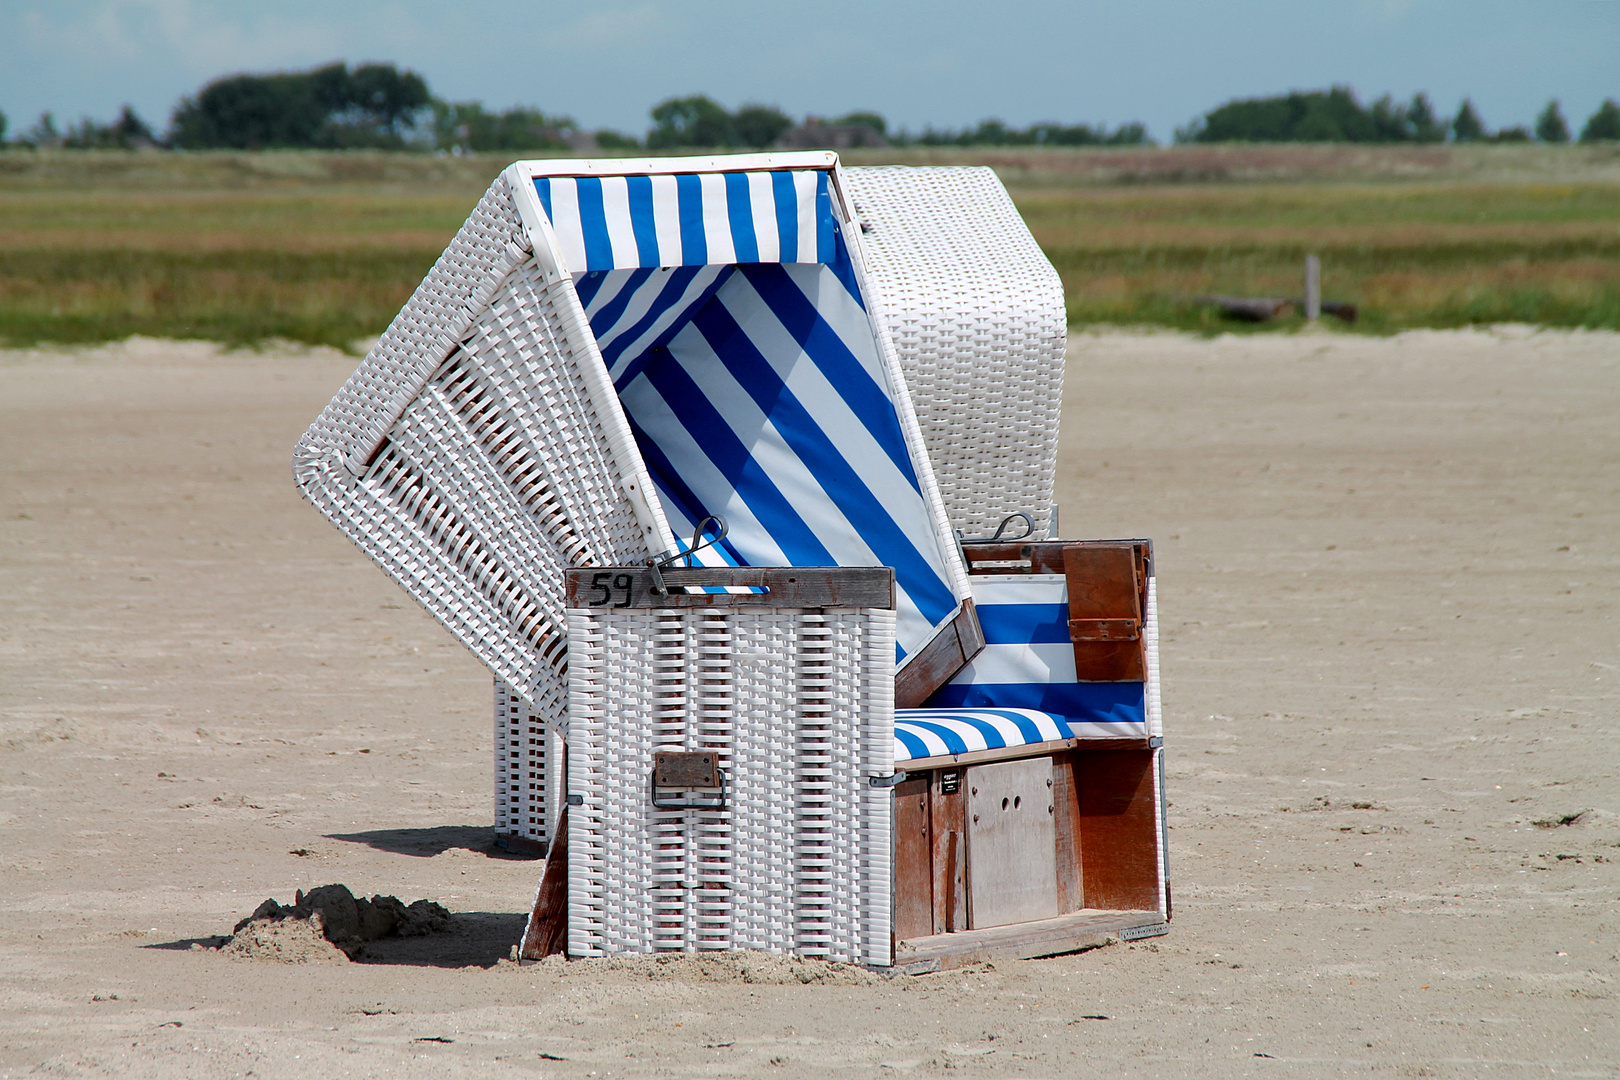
[295, 152, 973, 724]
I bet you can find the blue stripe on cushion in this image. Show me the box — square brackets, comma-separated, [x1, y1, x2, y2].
[926, 681, 1146, 727]
[975, 603, 1071, 645]
[892, 708, 1090, 763]
[903, 707, 1073, 744]
[894, 725, 935, 761]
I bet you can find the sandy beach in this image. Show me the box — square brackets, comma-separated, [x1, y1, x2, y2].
[1, 327, 1615, 1078]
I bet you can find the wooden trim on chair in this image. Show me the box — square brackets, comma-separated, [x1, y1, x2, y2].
[895, 598, 985, 708]
[1062, 543, 1146, 682]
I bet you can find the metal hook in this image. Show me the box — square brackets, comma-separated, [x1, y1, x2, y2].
[680, 516, 728, 568]
[959, 512, 1035, 544]
[647, 515, 729, 594]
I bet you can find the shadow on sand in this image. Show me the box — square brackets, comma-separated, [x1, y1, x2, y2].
[144, 912, 530, 969]
[352, 912, 528, 967]
[326, 824, 538, 860]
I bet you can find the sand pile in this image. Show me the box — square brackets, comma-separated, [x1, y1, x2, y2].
[224, 884, 450, 961]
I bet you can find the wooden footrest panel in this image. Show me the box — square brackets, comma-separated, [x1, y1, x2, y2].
[893, 909, 1166, 972]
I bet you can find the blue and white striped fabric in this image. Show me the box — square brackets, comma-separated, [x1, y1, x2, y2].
[535, 171, 836, 273]
[894, 708, 1074, 763]
[918, 575, 1147, 741]
[537, 166, 963, 666]
[608, 257, 959, 662]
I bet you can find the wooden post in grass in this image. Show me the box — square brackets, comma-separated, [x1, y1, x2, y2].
[1304, 254, 1322, 321]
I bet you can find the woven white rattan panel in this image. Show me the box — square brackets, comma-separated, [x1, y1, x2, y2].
[299, 176, 527, 466]
[1144, 575, 1163, 741]
[565, 605, 895, 965]
[495, 678, 564, 845]
[295, 182, 667, 723]
[840, 167, 1066, 540]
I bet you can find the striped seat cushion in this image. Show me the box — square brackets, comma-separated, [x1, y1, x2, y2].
[894, 707, 1073, 763]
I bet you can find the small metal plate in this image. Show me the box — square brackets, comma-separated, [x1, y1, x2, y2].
[939, 770, 961, 794]
[654, 751, 721, 789]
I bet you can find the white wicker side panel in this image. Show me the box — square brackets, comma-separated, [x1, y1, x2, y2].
[1145, 573, 1169, 917]
[1145, 575, 1163, 741]
[295, 248, 658, 727]
[495, 678, 516, 836]
[1153, 745, 1169, 918]
[840, 167, 1067, 541]
[495, 678, 563, 847]
[566, 605, 895, 965]
[296, 176, 528, 462]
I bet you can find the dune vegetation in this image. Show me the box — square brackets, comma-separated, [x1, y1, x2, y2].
[1, 144, 1617, 348]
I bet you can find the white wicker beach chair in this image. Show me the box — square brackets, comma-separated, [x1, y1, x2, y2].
[297, 154, 1168, 967]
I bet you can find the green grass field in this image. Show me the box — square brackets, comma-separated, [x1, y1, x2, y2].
[2, 145, 1618, 348]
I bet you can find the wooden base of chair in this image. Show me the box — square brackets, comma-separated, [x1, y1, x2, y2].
[893, 909, 1166, 973]
[518, 806, 569, 960]
[890, 747, 1166, 968]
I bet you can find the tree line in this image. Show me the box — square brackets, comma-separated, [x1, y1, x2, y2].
[0, 62, 1616, 151]
[1177, 86, 1619, 145]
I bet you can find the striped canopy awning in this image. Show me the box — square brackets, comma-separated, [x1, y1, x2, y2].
[534, 170, 837, 273]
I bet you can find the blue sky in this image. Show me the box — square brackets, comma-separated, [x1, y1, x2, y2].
[3, 1, 1617, 140]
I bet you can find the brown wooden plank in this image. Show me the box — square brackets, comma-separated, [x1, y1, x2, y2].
[929, 768, 968, 935]
[1063, 543, 1145, 682]
[891, 777, 933, 942]
[894, 908, 1165, 970]
[961, 541, 1066, 575]
[962, 539, 1155, 580]
[895, 598, 983, 708]
[518, 805, 569, 960]
[1076, 749, 1160, 911]
[1052, 751, 1085, 913]
[565, 566, 894, 609]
